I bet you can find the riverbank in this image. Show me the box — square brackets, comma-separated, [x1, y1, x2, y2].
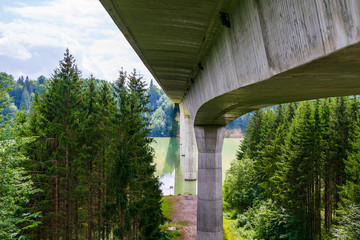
[162, 195, 243, 240]
[162, 195, 197, 239]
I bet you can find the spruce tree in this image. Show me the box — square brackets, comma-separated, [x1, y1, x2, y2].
[27, 49, 83, 239]
[341, 96, 360, 206]
[284, 101, 317, 239]
[0, 73, 14, 121]
[104, 69, 164, 239]
[329, 97, 352, 213]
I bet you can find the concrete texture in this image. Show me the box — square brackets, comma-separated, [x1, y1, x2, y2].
[100, 0, 233, 102]
[101, 0, 360, 126]
[180, 105, 197, 181]
[183, 0, 360, 125]
[195, 125, 225, 240]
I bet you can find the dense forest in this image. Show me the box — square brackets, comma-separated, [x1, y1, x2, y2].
[0, 50, 167, 239]
[5, 75, 249, 138]
[224, 97, 360, 239]
[3, 73, 178, 138]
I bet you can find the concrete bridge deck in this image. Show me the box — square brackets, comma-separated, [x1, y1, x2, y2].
[100, 0, 360, 239]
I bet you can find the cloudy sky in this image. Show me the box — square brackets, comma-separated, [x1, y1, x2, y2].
[0, 0, 154, 83]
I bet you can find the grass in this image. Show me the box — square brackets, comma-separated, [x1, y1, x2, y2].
[224, 218, 242, 240]
[161, 196, 174, 219]
[223, 207, 245, 240]
[161, 196, 187, 240]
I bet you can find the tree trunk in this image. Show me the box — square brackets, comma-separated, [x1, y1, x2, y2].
[74, 176, 79, 240]
[55, 139, 59, 240]
[65, 125, 73, 240]
[87, 158, 93, 240]
[315, 173, 321, 240]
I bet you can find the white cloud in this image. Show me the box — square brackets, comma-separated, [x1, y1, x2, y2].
[0, 0, 154, 83]
[5, 0, 105, 28]
[0, 29, 32, 59]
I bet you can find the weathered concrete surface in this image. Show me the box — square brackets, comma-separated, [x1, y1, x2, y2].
[192, 42, 360, 125]
[195, 125, 225, 240]
[183, 0, 360, 125]
[179, 105, 197, 181]
[100, 0, 360, 126]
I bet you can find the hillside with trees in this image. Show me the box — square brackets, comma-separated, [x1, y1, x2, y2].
[224, 97, 360, 239]
[4, 74, 249, 138]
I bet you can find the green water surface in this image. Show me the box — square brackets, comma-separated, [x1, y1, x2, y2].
[151, 137, 241, 195]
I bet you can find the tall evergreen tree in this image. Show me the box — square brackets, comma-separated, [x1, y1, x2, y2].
[27, 49, 83, 239]
[104, 69, 164, 239]
[329, 97, 352, 213]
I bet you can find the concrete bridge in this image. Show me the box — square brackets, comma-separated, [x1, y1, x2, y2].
[100, 0, 360, 239]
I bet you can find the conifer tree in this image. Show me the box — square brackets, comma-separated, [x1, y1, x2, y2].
[329, 97, 352, 213]
[341, 96, 360, 206]
[0, 73, 14, 122]
[27, 49, 83, 239]
[20, 87, 31, 111]
[319, 98, 334, 231]
[96, 81, 117, 239]
[104, 69, 164, 239]
[238, 109, 265, 160]
[284, 101, 318, 239]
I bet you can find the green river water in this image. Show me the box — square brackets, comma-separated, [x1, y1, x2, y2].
[151, 137, 241, 196]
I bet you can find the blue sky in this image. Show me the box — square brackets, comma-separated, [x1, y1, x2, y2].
[0, 0, 154, 83]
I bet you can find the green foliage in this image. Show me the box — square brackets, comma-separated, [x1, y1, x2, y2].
[8, 75, 46, 115]
[225, 97, 360, 239]
[10, 212, 42, 240]
[161, 196, 173, 220]
[223, 157, 259, 213]
[21, 51, 165, 239]
[0, 72, 14, 122]
[223, 216, 243, 240]
[234, 200, 306, 240]
[147, 84, 179, 137]
[103, 69, 165, 239]
[0, 73, 40, 239]
[0, 116, 40, 239]
[333, 204, 360, 239]
[226, 113, 250, 133]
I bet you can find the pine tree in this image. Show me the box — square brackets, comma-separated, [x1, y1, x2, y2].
[341, 96, 360, 206]
[27, 49, 83, 239]
[20, 87, 31, 111]
[329, 97, 352, 213]
[238, 109, 266, 160]
[284, 101, 318, 239]
[260, 105, 288, 200]
[104, 69, 164, 239]
[77, 76, 102, 240]
[0, 73, 14, 122]
[319, 98, 333, 231]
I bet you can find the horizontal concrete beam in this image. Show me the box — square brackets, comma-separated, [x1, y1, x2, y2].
[182, 0, 360, 125]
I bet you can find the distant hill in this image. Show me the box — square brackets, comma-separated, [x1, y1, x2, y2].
[1, 73, 250, 137]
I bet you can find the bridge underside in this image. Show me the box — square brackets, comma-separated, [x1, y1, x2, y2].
[100, 0, 233, 103]
[195, 42, 360, 125]
[101, 0, 360, 126]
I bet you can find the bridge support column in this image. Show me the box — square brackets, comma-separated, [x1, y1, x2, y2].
[195, 125, 225, 240]
[179, 106, 197, 181]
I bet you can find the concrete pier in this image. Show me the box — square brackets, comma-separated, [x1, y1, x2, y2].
[180, 106, 197, 181]
[195, 125, 225, 240]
